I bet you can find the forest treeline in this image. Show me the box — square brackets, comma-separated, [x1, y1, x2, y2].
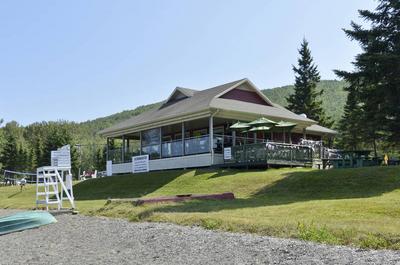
[0, 104, 160, 174]
[0, 82, 346, 174]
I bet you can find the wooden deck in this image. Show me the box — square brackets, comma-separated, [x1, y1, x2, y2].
[224, 142, 314, 167]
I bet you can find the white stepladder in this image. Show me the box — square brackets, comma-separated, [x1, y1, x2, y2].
[36, 145, 75, 210]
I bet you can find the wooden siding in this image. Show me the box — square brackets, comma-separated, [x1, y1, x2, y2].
[220, 88, 271, 106]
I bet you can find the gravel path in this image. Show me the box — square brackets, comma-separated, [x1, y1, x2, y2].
[1, 210, 400, 265]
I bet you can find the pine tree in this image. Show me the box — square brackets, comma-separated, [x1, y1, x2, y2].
[287, 39, 333, 127]
[337, 85, 363, 150]
[0, 122, 21, 170]
[335, 0, 400, 147]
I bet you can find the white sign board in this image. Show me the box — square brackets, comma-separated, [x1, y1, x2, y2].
[51, 145, 71, 167]
[106, 161, 113, 176]
[132, 155, 149, 173]
[224, 147, 232, 160]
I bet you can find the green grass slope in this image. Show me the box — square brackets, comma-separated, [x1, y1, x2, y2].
[1, 166, 399, 249]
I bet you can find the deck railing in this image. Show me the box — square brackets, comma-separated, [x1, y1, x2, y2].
[108, 134, 212, 164]
[226, 142, 313, 166]
[108, 134, 320, 166]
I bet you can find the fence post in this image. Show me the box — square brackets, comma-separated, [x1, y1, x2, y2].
[290, 147, 293, 166]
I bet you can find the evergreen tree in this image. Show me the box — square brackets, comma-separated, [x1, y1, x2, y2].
[0, 122, 21, 170]
[0, 119, 3, 169]
[94, 146, 107, 171]
[337, 84, 363, 150]
[335, 0, 400, 147]
[287, 39, 333, 127]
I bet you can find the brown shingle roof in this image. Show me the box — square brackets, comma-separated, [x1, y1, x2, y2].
[99, 78, 317, 136]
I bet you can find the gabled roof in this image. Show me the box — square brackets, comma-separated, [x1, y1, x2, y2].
[162, 87, 198, 107]
[176, 87, 198, 97]
[99, 78, 317, 137]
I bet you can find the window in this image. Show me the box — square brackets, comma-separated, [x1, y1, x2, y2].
[141, 128, 161, 159]
[192, 129, 207, 137]
[174, 133, 182, 140]
[141, 128, 160, 146]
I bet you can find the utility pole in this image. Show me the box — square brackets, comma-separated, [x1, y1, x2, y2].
[75, 144, 82, 179]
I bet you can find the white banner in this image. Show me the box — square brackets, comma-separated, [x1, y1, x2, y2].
[224, 147, 232, 160]
[132, 155, 149, 173]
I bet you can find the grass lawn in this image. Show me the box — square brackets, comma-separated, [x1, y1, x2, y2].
[1, 166, 400, 249]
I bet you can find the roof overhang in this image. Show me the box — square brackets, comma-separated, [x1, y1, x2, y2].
[99, 109, 212, 137]
[214, 109, 315, 130]
[305, 124, 338, 136]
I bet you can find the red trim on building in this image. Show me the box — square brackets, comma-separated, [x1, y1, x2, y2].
[220, 88, 271, 106]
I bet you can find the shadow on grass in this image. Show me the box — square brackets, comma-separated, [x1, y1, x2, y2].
[74, 168, 251, 201]
[73, 170, 184, 200]
[193, 168, 244, 179]
[7, 191, 22, 198]
[134, 166, 400, 216]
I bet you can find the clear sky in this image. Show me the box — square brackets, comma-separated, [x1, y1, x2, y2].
[0, 0, 377, 125]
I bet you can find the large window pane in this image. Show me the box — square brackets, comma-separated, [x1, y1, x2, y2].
[185, 135, 209, 155]
[142, 128, 160, 146]
[141, 128, 161, 159]
[162, 140, 183, 158]
[141, 144, 160, 160]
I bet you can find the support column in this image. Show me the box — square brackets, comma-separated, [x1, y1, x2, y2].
[289, 131, 292, 144]
[232, 130, 236, 147]
[106, 137, 109, 161]
[122, 135, 125, 163]
[209, 115, 214, 164]
[181, 122, 185, 156]
[159, 127, 162, 159]
[283, 129, 286, 143]
[303, 128, 307, 139]
[139, 131, 142, 155]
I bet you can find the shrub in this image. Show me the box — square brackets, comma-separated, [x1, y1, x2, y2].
[297, 222, 341, 245]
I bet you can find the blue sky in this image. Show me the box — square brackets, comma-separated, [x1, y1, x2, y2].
[0, 0, 377, 125]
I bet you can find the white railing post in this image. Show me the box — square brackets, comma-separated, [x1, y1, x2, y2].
[209, 115, 214, 164]
[181, 122, 185, 156]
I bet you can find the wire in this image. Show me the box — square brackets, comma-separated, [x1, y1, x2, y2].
[3, 169, 36, 176]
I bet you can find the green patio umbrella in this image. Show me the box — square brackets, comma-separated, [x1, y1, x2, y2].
[248, 126, 271, 143]
[274, 121, 297, 143]
[230, 121, 250, 130]
[275, 121, 297, 128]
[230, 122, 250, 144]
[248, 117, 277, 126]
[248, 126, 271, 132]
